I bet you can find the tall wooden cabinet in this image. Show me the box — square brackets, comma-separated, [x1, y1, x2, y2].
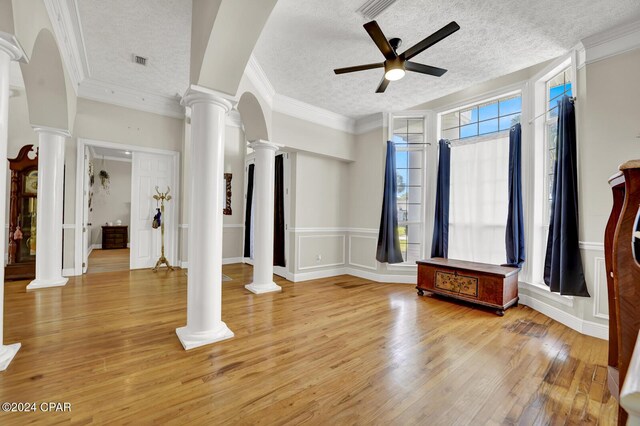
[5, 145, 38, 280]
[605, 160, 640, 424]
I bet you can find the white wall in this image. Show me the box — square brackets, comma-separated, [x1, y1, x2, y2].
[88, 159, 131, 245]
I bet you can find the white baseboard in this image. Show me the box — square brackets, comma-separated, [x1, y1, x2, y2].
[290, 267, 348, 282]
[519, 294, 608, 340]
[346, 267, 416, 284]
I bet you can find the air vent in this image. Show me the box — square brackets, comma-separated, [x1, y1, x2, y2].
[132, 55, 148, 66]
[357, 0, 400, 19]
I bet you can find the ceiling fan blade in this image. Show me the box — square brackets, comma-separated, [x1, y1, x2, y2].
[334, 63, 384, 74]
[402, 21, 460, 60]
[376, 76, 390, 93]
[363, 21, 397, 60]
[405, 61, 448, 77]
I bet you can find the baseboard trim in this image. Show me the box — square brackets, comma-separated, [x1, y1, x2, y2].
[346, 267, 416, 284]
[519, 294, 608, 340]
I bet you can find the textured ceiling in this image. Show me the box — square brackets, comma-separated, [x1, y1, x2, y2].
[78, 0, 191, 98]
[253, 0, 640, 118]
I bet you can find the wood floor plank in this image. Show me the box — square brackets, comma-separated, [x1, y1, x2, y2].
[0, 264, 617, 425]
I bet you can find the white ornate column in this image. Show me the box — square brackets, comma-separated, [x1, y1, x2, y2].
[245, 141, 282, 294]
[0, 33, 25, 370]
[27, 127, 70, 290]
[176, 85, 234, 350]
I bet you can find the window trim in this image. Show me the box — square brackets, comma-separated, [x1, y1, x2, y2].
[526, 50, 578, 294]
[387, 112, 429, 268]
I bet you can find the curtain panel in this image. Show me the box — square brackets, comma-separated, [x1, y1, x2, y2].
[505, 123, 525, 267]
[273, 155, 286, 267]
[431, 139, 451, 258]
[376, 141, 404, 263]
[543, 96, 589, 296]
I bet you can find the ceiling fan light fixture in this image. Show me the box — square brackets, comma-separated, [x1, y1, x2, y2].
[384, 59, 405, 81]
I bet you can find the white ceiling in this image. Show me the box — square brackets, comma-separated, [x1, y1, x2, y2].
[73, 0, 640, 119]
[77, 0, 191, 98]
[253, 0, 640, 118]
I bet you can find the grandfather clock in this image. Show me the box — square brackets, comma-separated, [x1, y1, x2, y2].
[6, 145, 38, 280]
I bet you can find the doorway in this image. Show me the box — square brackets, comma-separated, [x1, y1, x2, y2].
[85, 145, 132, 273]
[243, 151, 291, 279]
[75, 139, 180, 275]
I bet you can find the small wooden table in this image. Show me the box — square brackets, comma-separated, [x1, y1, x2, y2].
[416, 258, 519, 316]
[102, 226, 128, 249]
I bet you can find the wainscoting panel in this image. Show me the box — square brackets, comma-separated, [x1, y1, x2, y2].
[298, 234, 346, 271]
[593, 256, 609, 320]
[348, 235, 378, 270]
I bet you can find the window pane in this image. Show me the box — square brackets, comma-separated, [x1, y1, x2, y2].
[460, 107, 478, 125]
[397, 203, 408, 222]
[408, 186, 422, 204]
[499, 114, 520, 131]
[392, 134, 408, 144]
[441, 111, 459, 130]
[407, 134, 423, 145]
[393, 118, 408, 134]
[478, 101, 498, 121]
[407, 119, 424, 134]
[408, 168, 421, 186]
[407, 203, 421, 222]
[408, 151, 423, 169]
[442, 127, 459, 141]
[460, 123, 478, 139]
[479, 118, 499, 135]
[499, 96, 522, 116]
[407, 224, 422, 244]
[396, 168, 408, 195]
[395, 150, 407, 169]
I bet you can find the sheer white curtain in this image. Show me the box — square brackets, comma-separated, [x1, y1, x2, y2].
[448, 133, 510, 264]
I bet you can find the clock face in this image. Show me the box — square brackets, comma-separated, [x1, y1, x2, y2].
[24, 171, 38, 195]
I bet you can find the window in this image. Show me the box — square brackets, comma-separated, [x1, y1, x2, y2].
[543, 67, 573, 221]
[441, 94, 522, 141]
[439, 93, 521, 264]
[392, 117, 425, 263]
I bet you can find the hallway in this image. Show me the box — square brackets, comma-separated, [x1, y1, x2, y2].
[87, 249, 130, 274]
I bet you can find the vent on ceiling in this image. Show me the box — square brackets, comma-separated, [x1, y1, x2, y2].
[356, 0, 400, 19]
[132, 55, 148, 66]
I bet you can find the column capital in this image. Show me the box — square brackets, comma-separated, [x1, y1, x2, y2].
[32, 126, 71, 138]
[249, 140, 282, 152]
[0, 32, 26, 62]
[181, 85, 235, 112]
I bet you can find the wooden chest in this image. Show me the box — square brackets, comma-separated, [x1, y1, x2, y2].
[416, 257, 519, 316]
[102, 226, 128, 249]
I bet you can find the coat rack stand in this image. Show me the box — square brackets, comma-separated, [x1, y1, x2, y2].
[153, 186, 174, 272]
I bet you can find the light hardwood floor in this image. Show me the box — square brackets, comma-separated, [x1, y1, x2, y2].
[0, 264, 617, 425]
[87, 248, 130, 274]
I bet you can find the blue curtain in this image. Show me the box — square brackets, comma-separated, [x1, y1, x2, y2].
[544, 96, 589, 296]
[376, 141, 404, 263]
[431, 139, 451, 258]
[505, 123, 525, 267]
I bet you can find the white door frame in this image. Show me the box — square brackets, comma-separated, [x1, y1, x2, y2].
[74, 138, 180, 276]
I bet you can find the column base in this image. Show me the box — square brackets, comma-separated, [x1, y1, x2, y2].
[175, 322, 234, 350]
[27, 277, 68, 290]
[245, 282, 282, 294]
[0, 343, 21, 371]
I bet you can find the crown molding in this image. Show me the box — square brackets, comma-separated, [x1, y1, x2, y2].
[273, 93, 356, 134]
[79, 78, 185, 118]
[581, 19, 640, 65]
[43, 0, 91, 94]
[354, 113, 386, 135]
[245, 54, 275, 107]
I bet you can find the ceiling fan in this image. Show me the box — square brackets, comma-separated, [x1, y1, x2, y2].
[334, 20, 460, 93]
